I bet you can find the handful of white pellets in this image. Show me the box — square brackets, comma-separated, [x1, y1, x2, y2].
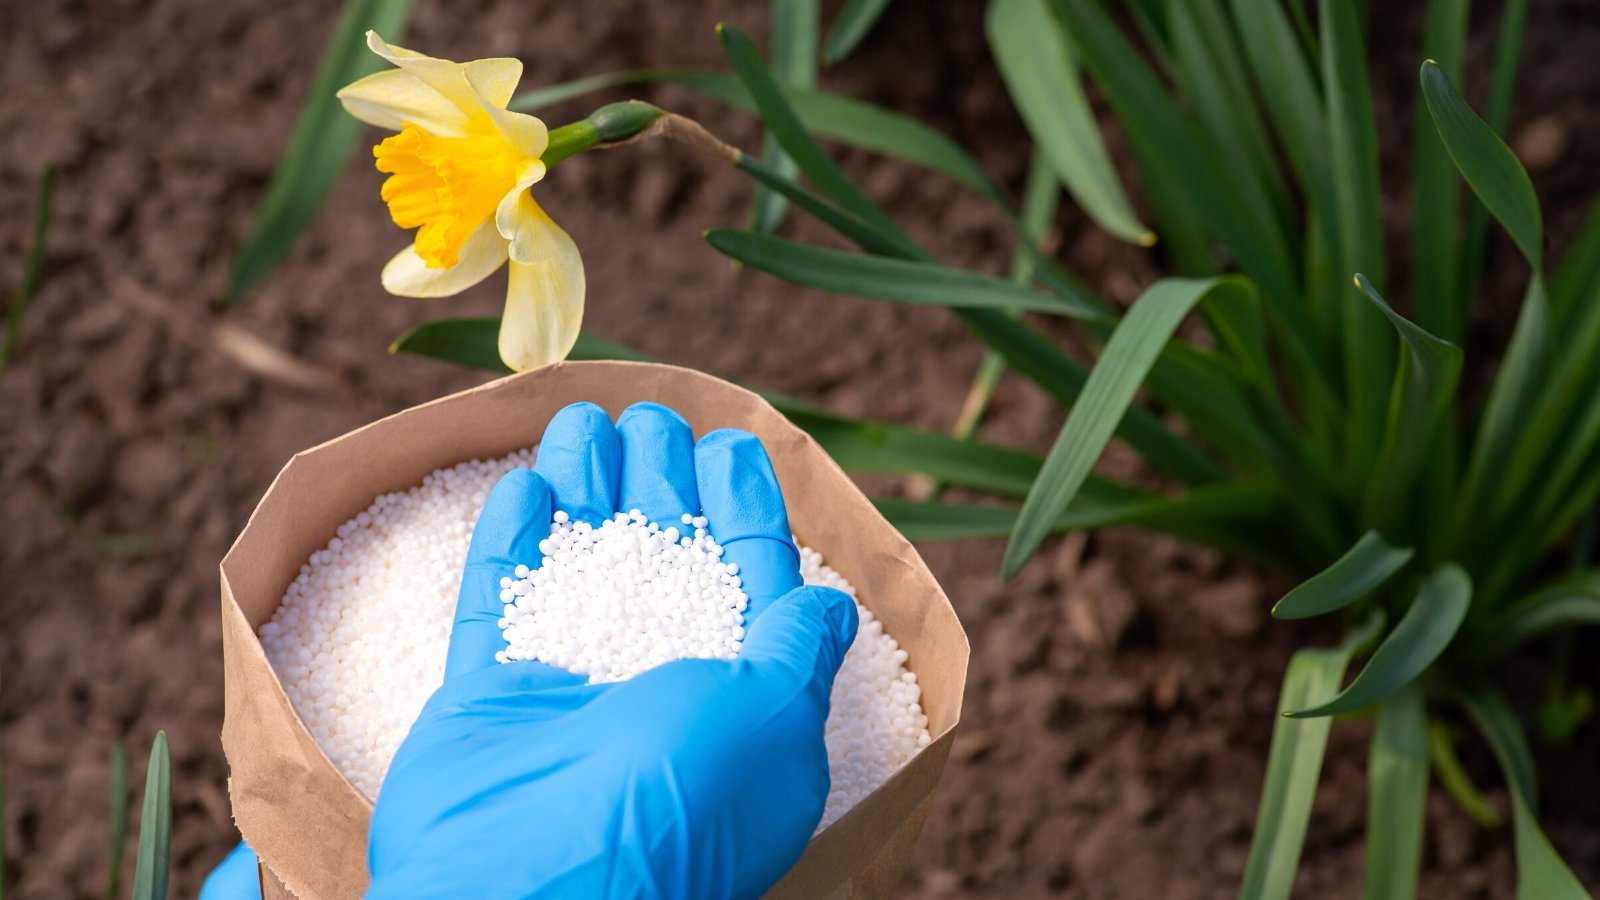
[261, 449, 931, 830]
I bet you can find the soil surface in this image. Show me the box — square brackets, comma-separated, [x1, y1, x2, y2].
[3, 0, 1598, 897]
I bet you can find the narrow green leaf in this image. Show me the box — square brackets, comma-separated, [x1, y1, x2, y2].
[750, 0, 818, 233]
[1241, 611, 1386, 900]
[229, 0, 416, 302]
[1426, 60, 1554, 547]
[1166, 0, 1291, 233]
[719, 24, 914, 247]
[1459, 685, 1594, 900]
[1552, 193, 1600, 315]
[1428, 718, 1502, 828]
[1229, 0, 1340, 274]
[131, 732, 171, 900]
[985, 0, 1153, 245]
[935, 150, 1063, 498]
[734, 154, 915, 257]
[955, 309, 1227, 487]
[1, 165, 54, 375]
[108, 744, 128, 900]
[1287, 564, 1472, 718]
[1421, 60, 1543, 270]
[822, 0, 892, 63]
[1460, 0, 1531, 304]
[512, 69, 1007, 208]
[1356, 275, 1463, 432]
[1052, 0, 1336, 415]
[1355, 274, 1464, 529]
[1364, 683, 1428, 900]
[1002, 276, 1239, 579]
[390, 319, 650, 371]
[877, 481, 1278, 560]
[1412, 0, 1470, 341]
[1459, 276, 1552, 549]
[706, 229, 1105, 318]
[1467, 572, 1600, 661]
[1273, 530, 1414, 620]
[1322, 0, 1394, 485]
[775, 402, 1047, 498]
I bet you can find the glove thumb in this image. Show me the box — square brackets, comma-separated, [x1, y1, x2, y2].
[738, 585, 859, 688]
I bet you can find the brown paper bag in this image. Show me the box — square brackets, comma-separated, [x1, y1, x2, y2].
[221, 361, 970, 899]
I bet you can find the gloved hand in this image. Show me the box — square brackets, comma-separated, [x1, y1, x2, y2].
[367, 401, 858, 899]
[198, 840, 260, 899]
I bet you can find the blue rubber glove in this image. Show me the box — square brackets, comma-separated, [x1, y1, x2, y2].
[198, 841, 260, 899]
[368, 401, 859, 899]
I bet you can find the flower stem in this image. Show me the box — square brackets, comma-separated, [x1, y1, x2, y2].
[543, 101, 741, 169]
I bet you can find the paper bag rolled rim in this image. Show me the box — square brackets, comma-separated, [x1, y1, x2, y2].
[221, 361, 970, 899]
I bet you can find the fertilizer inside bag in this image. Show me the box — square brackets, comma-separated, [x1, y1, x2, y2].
[259, 445, 931, 829]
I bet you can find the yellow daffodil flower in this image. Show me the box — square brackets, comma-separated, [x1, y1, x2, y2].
[337, 31, 583, 371]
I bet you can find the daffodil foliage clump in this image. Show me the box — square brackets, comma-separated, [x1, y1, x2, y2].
[288, 4, 1598, 896]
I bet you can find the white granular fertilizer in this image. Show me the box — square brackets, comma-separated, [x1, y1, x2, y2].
[497, 510, 748, 682]
[260, 450, 931, 829]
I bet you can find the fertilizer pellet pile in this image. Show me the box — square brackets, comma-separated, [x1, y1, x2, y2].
[261, 449, 931, 829]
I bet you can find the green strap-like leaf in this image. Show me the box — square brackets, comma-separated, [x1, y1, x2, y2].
[1322, 0, 1394, 485]
[1459, 0, 1531, 305]
[1411, 0, 1469, 341]
[1051, 0, 1335, 421]
[985, 0, 1152, 245]
[1, 166, 53, 375]
[822, 0, 892, 63]
[1002, 276, 1242, 579]
[108, 744, 129, 900]
[749, 0, 818, 234]
[568, 46, 1218, 492]
[719, 24, 915, 248]
[1272, 530, 1414, 620]
[954, 310, 1227, 487]
[1287, 564, 1471, 718]
[390, 319, 1061, 499]
[1458, 685, 1594, 900]
[1421, 61, 1543, 270]
[1228, 0, 1340, 279]
[1424, 61, 1553, 552]
[386, 317, 1202, 507]
[1363, 683, 1429, 900]
[877, 481, 1279, 561]
[229, 0, 416, 302]
[1467, 572, 1600, 661]
[1241, 612, 1385, 900]
[1168, 0, 1290, 230]
[513, 68, 1006, 208]
[131, 732, 171, 900]
[1355, 274, 1464, 529]
[389, 319, 649, 372]
[705, 229, 1106, 319]
[1552, 194, 1600, 316]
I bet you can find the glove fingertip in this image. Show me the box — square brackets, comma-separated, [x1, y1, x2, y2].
[465, 468, 553, 566]
[742, 585, 859, 680]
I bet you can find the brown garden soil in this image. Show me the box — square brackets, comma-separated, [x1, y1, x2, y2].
[3, 0, 1598, 897]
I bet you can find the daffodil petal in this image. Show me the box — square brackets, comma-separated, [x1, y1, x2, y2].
[461, 58, 522, 109]
[336, 68, 470, 137]
[497, 218, 584, 371]
[381, 218, 509, 298]
[364, 31, 520, 123]
[463, 67, 548, 159]
[493, 168, 548, 243]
